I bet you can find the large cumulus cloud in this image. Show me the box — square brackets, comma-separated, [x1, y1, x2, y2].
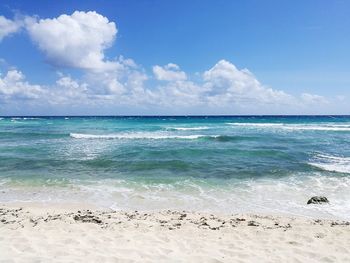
[26, 11, 117, 71]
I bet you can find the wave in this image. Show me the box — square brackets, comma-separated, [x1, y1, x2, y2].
[9, 117, 42, 123]
[287, 126, 350, 131]
[70, 133, 253, 143]
[206, 135, 253, 142]
[166, 126, 210, 131]
[70, 132, 209, 140]
[228, 123, 350, 131]
[228, 123, 284, 127]
[10, 117, 41, 120]
[0, 131, 67, 139]
[309, 154, 350, 174]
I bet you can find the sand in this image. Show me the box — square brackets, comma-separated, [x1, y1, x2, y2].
[0, 204, 349, 263]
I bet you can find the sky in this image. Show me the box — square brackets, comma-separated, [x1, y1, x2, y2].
[0, 0, 349, 115]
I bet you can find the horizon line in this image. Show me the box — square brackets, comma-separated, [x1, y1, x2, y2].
[1, 115, 350, 118]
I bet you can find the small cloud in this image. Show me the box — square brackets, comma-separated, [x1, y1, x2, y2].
[336, 95, 346, 102]
[153, 63, 187, 81]
[0, 69, 43, 99]
[0, 15, 23, 41]
[301, 93, 329, 105]
[202, 59, 294, 106]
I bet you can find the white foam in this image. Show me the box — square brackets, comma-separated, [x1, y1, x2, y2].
[309, 154, 350, 174]
[2, 174, 350, 219]
[11, 117, 40, 120]
[9, 117, 41, 122]
[287, 126, 350, 131]
[227, 123, 350, 131]
[70, 132, 209, 140]
[228, 123, 284, 127]
[167, 126, 210, 131]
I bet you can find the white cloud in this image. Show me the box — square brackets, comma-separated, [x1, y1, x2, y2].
[153, 63, 187, 81]
[26, 11, 117, 71]
[146, 80, 201, 108]
[83, 56, 148, 99]
[301, 93, 329, 105]
[336, 95, 346, 102]
[1, 58, 333, 115]
[0, 70, 43, 99]
[0, 16, 22, 41]
[52, 76, 89, 103]
[202, 60, 294, 107]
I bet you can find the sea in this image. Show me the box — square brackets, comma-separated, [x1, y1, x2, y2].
[0, 116, 349, 219]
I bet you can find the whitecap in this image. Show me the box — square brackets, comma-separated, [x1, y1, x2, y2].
[70, 132, 210, 140]
[10, 117, 40, 121]
[309, 154, 350, 174]
[227, 123, 350, 131]
[166, 126, 210, 131]
[227, 123, 284, 127]
[286, 126, 350, 131]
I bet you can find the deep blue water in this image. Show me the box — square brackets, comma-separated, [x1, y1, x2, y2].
[0, 116, 349, 218]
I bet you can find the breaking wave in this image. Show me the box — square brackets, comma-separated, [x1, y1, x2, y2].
[70, 132, 209, 140]
[228, 123, 350, 131]
[69, 133, 248, 142]
[166, 126, 210, 131]
[309, 154, 350, 174]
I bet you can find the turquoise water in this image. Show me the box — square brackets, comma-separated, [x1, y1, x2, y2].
[0, 116, 350, 218]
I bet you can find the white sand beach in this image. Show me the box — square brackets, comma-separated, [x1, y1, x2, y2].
[1, 204, 349, 263]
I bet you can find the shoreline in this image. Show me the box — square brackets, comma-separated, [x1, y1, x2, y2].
[1, 204, 349, 262]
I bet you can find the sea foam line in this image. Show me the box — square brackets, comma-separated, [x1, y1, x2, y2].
[228, 123, 283, 127]
[70, 132, 212, 140]
[166, 126, 210, 131]
[227, 123, 350, 131]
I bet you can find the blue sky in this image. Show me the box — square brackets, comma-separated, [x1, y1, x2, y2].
[0, 0, 349, 115]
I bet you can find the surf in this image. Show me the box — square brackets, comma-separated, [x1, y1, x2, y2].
[309, 154, 350, 174]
